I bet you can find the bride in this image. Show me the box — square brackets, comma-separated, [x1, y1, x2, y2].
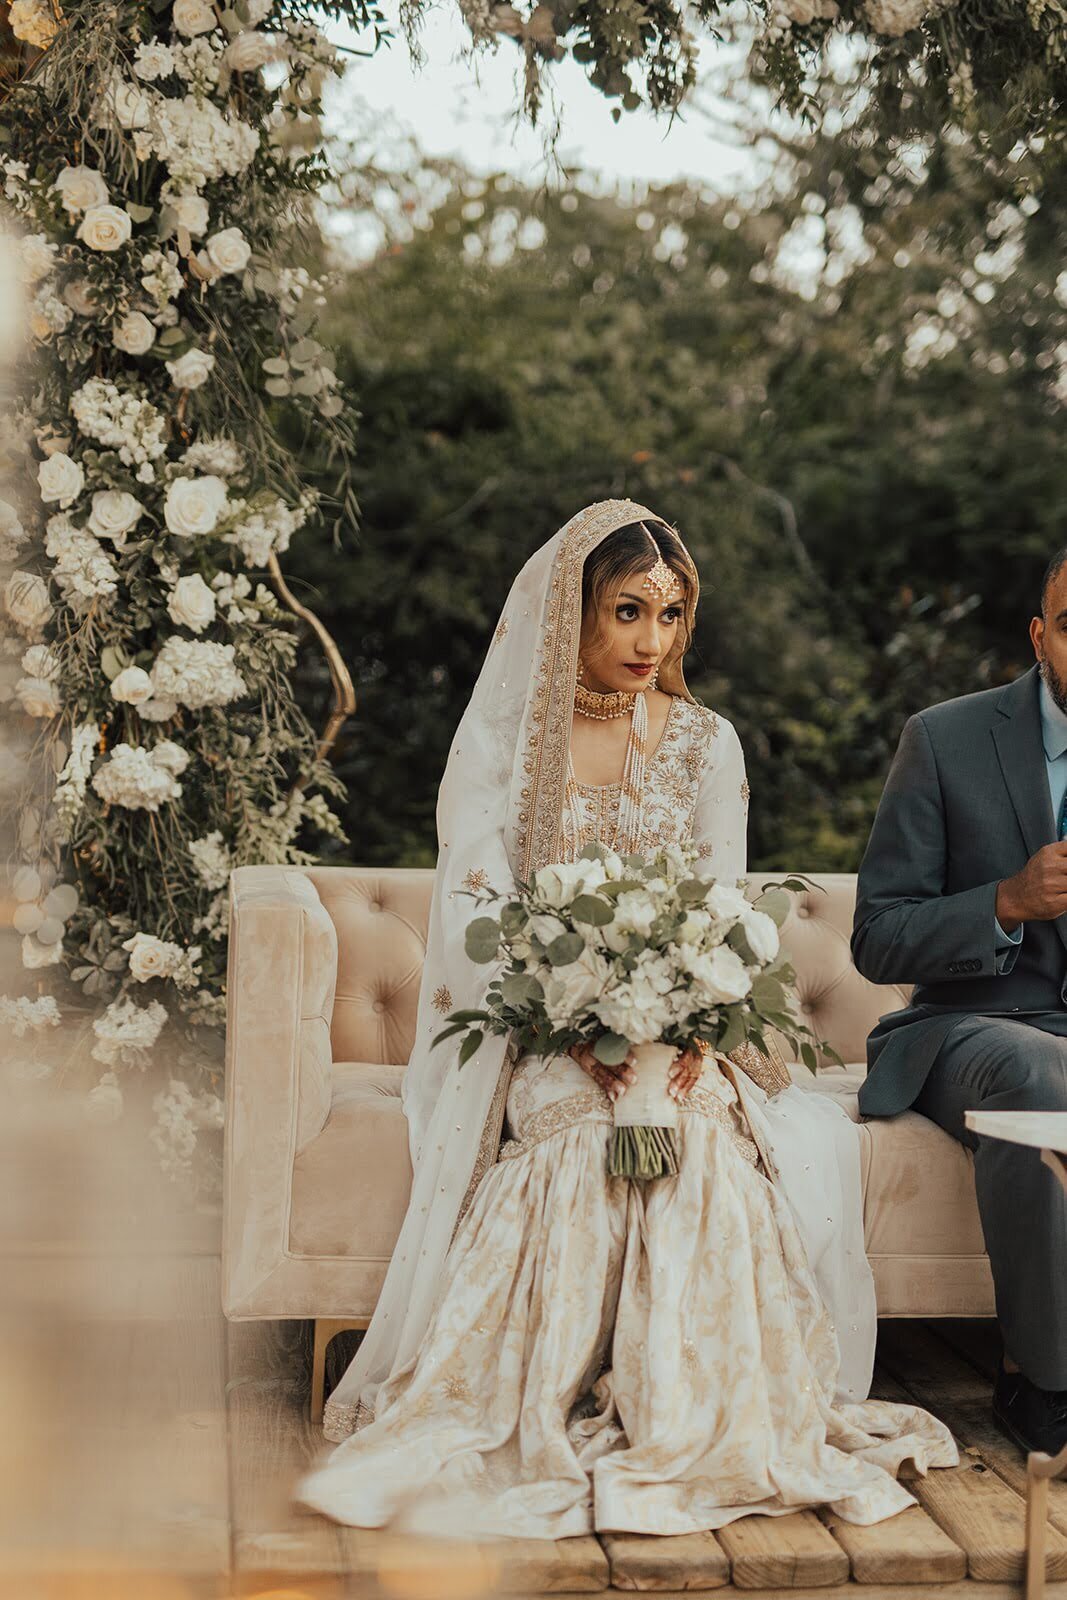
[294, 499, 958, 1537]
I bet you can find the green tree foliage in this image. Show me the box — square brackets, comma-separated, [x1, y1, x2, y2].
[285, 98, 1062, 874]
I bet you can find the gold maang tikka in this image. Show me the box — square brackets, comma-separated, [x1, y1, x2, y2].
[575, 524, 682, 718]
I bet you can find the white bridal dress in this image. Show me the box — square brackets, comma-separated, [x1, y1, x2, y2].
[295, 693, 958, 1537]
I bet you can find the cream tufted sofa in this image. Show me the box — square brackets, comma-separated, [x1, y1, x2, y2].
[222, 867, 994, 1421]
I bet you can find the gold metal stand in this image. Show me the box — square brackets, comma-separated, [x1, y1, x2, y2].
[1025, 1147, 1067, 1600]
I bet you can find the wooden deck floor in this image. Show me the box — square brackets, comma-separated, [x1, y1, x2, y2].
[2, 1096, 1065, 1599]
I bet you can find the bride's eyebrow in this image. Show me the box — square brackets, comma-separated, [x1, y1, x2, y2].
[617, 592, 682, 606]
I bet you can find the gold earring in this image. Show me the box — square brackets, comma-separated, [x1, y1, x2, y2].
[577, 655, 585, 682]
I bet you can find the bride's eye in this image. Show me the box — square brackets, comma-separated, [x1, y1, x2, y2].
[617, 605, 683, 621]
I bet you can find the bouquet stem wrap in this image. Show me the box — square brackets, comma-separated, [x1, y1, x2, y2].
[608, 1041, 680, 1180]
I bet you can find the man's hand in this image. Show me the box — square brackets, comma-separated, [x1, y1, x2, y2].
[568, 1038, 635, 1099]
[997, 841, 1067, 931]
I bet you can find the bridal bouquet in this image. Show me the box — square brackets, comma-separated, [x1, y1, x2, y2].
[431, 840, 838, 1180]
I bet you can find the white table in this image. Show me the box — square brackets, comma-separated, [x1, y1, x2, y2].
[964, 1110, 1067, 1600]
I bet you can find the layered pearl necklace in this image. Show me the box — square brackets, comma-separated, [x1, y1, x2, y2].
[565, 679, 652, 857]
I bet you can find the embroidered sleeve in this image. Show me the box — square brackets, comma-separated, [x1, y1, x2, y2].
[690, 711, 748, 880]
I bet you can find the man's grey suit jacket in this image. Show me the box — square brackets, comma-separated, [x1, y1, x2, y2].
[851, 663, 1067, 1117]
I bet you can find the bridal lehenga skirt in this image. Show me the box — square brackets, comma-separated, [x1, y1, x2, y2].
[294, 1054, 958, 1538]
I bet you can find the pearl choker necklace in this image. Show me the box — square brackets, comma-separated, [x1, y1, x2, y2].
[573, 681, 639, 720]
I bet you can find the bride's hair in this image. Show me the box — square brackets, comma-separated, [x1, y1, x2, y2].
[580, 519, 694, 662]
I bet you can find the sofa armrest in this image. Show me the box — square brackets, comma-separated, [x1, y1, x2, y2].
[222, 865, 338, 1318]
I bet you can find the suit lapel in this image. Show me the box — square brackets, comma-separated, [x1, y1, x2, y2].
[991, 665, 1067, 956]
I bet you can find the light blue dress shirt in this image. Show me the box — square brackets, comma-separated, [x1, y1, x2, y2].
[992, 673, 1067, 970]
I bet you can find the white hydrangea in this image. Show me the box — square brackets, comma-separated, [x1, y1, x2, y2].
[44, 516, 120, 605]
[221, 491, 313, 566]
[69, 377, 168, 473]
[864, 0, 929, 33]
[90, 994, 168, 1068]
[140, 247, 184, 306]
[150, 96, 260, 191]
[54, 720, 98, 829]
[180, 436, 245, 478]
[149, 636, 247, 708]
[8, 0, 57, 49]
[0, 498, 28, 561]
[90, 742, 186, 811]
[172, 35, 224, 91]
[149, 1076, 224, 1182]
[137, 696, 180, 722]
[188, 828, 232, 890]
[0, 993, 61, 1037]
[161, 188, 210, 236]
[30, 287, 75, 337]
[84, 1071, 124, 1122]
[211, 568, 253, 621]
[19, 232, 57, 284]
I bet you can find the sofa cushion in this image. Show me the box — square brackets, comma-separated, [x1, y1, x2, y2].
[789, 1063, 994, 1315]
[289, 1062, 412, 1262]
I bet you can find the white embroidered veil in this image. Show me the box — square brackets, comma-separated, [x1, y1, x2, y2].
[320, 498, 702, 1441]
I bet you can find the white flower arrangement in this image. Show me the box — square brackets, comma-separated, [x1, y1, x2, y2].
[437, 840, 838, 1178]
[3, 0, 353, 1200]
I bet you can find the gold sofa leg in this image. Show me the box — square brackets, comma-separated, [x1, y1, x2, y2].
[311, 1317, 369, 1425]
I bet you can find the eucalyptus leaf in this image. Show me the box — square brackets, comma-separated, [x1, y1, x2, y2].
[464, 916, 502, 963]
[569, 893, 613, 926]
[458, 1030, 483, 1066]
[593, 1031, 630, 1066]
[756, 888, 791, 927]
[546, 931, 586, 966]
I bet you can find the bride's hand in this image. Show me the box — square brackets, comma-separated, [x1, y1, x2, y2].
[568, 1038, 636, 1101]
[669, 1043, 704, 1102]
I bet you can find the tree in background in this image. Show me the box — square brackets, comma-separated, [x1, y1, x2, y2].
[285, 73, 1061, 874]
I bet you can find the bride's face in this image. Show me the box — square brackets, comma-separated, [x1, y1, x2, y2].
[579, 567, 686, 695]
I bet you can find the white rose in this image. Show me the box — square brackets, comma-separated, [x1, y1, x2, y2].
[167, 572, 216, 632]
[169, 192, 210, 235]
[676, 908, 713, 945]
[542, 945, 611, 1026]
[76, 204, 133, 253]
[20, 233, 55, 283]
[703, 882, 750, 925]
[16, 675, 61, 717]
[5, 570, 52, 633]
[688, 945, 752, 1006]
[122, 931, 174, 981]
[53, 164, 110, 215]
[173, 0, 216, 34]
[225, 29, 286, 69]
[63, 279, 99, 317]
[150, 738, 190, 775]
[165, 348, 216, 389]
[87, 489, 144, 545]
[204, 226, 251, 276]
[111, 665, 155, 705]
[741, 908, 780, 965]
[528, 911, 569, 949]
[37, 451, 84, 506]
[112, 310, 156, 354]
[534, 856, 607, 909]
[164, 475, 228, 537]
[103, 75, 152, 128]
[138, 697, 180, 722]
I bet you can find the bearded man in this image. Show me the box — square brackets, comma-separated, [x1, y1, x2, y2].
[852, 550, 1067, 1457]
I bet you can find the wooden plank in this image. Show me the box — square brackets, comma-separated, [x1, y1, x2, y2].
[494, 1535, 611, 1592]
[716, 1510, 850, 1588]
[816, 1503, 967, 1585]
[226, 1316, 350, 1588]
[878, 1321, 1067, 1539]
[577, 1586, 1067, 1600]
[877, 1322, 1067, 1581]
[601, 1530, 730, 1589]
[3, 1254, 230, 1585]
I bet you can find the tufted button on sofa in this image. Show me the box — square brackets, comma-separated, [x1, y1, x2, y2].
[222, 866, 994, 1421]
